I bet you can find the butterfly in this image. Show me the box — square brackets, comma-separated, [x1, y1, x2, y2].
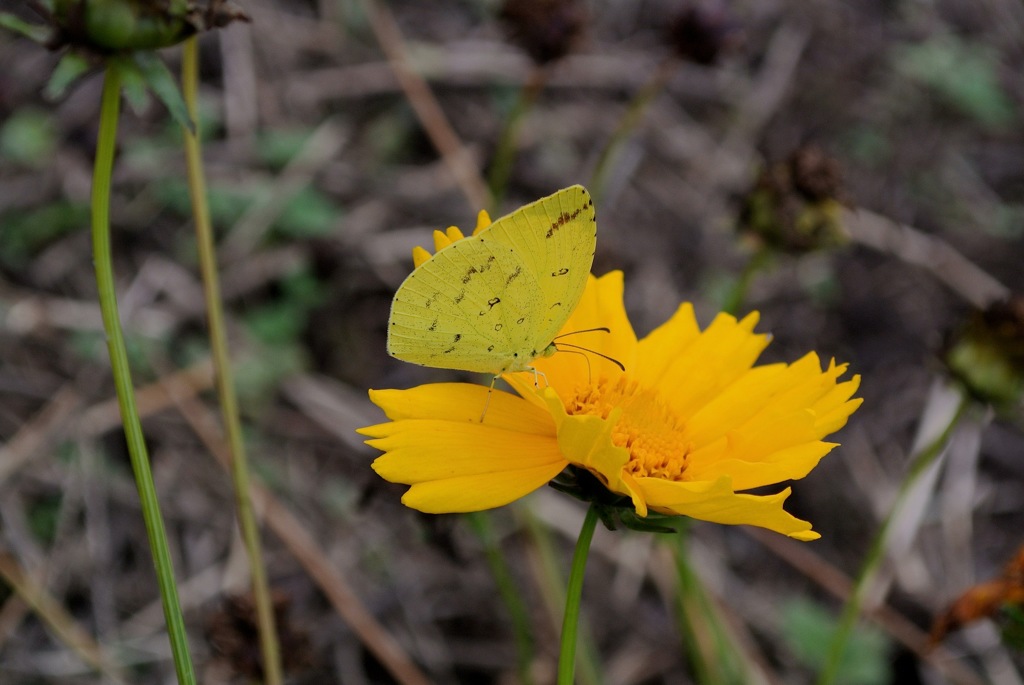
[386, 185, 596, 379]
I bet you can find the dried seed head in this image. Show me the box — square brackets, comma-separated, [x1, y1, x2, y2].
[944, 295, 1024, 412]
[738, 145, 848, 253]
[666, 2, 743, 66]
[790, 145, 844, 202]
[44, 0, 249, 53]
[206, 591, 312, 679]
[499, 0, 587, 65]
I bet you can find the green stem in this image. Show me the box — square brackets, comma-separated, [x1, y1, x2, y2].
[466, 512, 535, 685]
[589, 56, 676, 204]
[181, 37, 283, 685]
[557, 504, 600, 685]
[721, 246, 771, 316]
[92, 65, 196, 684]
[671, 529, 719, 685]
[487, 66, 547, 213]
[816, 390, 971, 685]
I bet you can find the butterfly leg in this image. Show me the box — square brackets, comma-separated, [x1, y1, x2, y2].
[479, 375, 499, 423]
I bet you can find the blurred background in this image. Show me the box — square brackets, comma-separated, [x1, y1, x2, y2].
[0, 0, 1023, 683]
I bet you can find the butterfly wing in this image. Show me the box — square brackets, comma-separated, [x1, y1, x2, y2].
[387, 236, 547, 373]
[478, 185, 596, 346]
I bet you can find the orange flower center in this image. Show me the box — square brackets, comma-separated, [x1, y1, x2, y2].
[567, 375, 691, 481]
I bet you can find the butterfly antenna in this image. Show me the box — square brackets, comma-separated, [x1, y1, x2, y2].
[554, 342, 625, 372]
[552, 327, 611, 340]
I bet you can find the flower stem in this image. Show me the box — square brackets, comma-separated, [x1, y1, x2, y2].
[722, 245, 771, 316]
[181, 36, 283, 685]
[816, 389, 971, 685]
[589, 56, 676, 203]
[487, 66, 547, 213]
[557, 504, 600, 685]
[466, 512, 535, 685]
[92, 65, 196, 685]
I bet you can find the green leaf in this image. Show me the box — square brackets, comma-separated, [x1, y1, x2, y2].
[156, 179, 250, 227]
[0, 12, 51, 43]
[257, 128, 315, 170]
[0, 108, 58, 167]
[896, 35, 1015, 129]
[110, 56, 152, 114]
[275, 187, 339, 238]
[1000, 604, 1024, 652]
[131, 51, 194, 133]
[781, 598, 889, 685]
[0, 201, 89, 267]
[44, 52, 93, 101]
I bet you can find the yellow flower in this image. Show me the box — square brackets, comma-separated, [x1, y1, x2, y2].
[360, 272, 862, 540]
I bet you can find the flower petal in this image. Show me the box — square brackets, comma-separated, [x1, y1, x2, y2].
[400, 465, 563, 512]
[537, 389, 647, 513]
[369, 420, 564, 481]
[472, 209, 492, 235]
[634, 302, 701, 388]
[412, 245, 432, 268]
[652, 311, 771, 418]
[686, 441, 838, 490]
[362, 383, 553, 435]
[637, 477, 819, 540]
[433, 229, 452, 251]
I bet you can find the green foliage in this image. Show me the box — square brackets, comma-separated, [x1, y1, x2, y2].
[0, 108, 58, 167]
[45, 52, 94, 101]
[1001, 605, 1024, 651]
[781, 598, 889, 685]
[157, 179, 249, 228]
[233, 343, 306, 407]
[157, 179, 340, 240]
[256, 128, 315, 170]
[244, 267, 326, 347]
[0, 12, 52, 42]
[27, 493, 63, 545]
[841, 126, 891, 168]
[0, 201, 89, 267]
[70, 330, 161, 380]
[110, 53, 193, 133]
[127, 52, 194, 132]
[895, 35, 1015, 129]
[275, 187, 338, 238]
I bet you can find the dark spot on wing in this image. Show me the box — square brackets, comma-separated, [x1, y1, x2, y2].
[551, 267, 570, 276]
[550, 301, 562, 309]
[443, 345, 456, 354]
[454, 290, 465, 304]
[505, 265, 522, 286]
[487, 344, 495, 352]
[453, 333, 461, 343]
[516, 317, 525, 324]
[546, 207, 584, 238]
[428, 318, 438, 332]
[487, 297, 501, 309]
[462, 266, 479, 284]
[494, 323, 503, 331]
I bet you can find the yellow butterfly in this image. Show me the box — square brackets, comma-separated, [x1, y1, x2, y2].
[387, 185, 596, 378]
